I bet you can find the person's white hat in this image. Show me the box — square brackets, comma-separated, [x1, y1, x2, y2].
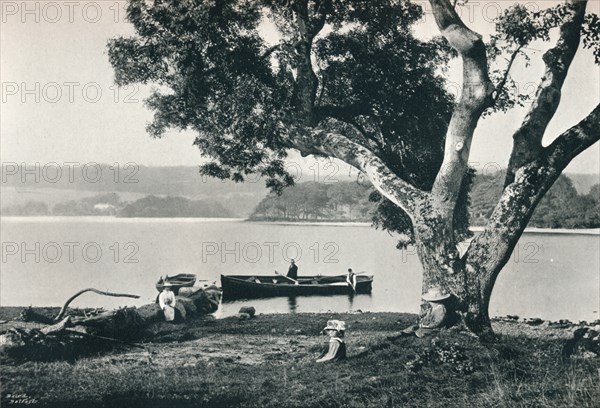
[422, 287, 451, 302]
[323, 320, 346, 332]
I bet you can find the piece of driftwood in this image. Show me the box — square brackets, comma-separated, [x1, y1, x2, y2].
[54, 288, 140, 321]
[40, 317, 71, 335]
[0, 286, 221, 358]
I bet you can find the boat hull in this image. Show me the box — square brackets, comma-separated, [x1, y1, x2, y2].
[221, 274, 373, 300]
[156, 273, 197, 295]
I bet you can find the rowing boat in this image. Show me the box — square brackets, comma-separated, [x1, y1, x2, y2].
[221, 274, 373, 300]
[155, 274, 197, 294]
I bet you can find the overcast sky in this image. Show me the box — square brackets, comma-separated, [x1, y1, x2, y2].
[1, 0, 599, 176]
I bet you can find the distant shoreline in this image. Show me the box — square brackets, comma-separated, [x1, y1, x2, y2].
[1, 215, 599, 235]
[469, 226, 600, 235]
[248, 220, 600, 234]
[0, 215, 245, 223]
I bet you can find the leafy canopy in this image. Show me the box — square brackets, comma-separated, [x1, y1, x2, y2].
[108, 0, 599, 247]
[108, 0, 454, 192]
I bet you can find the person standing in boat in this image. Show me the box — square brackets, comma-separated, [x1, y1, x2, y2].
[346, 268, 357, 292]
[158, 282, 177, 322]
[287, 259, 298, 280]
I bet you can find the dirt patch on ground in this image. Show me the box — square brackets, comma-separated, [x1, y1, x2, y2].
[123, 334, 321, 367]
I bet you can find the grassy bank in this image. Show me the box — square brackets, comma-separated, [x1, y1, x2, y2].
[1, 310, 598, 408]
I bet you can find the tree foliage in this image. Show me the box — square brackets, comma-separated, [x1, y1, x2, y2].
[487, 2, 600, 114]
[108, 0, 600, 254]
[108, 0, 462, 244]
[108, 0, 455, 190]
[250, 181, 372, 221]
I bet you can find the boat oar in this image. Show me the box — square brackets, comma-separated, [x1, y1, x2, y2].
[274, 270, 299, 285]
[347, 277, 357, 292]
[346, 272, 361, 292]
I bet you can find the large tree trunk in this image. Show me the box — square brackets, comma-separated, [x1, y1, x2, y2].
[407, 0, 595, 340]
[413, 198, 495, 338]
[414, 235, 494, 338]
[280, 0, 598, 340]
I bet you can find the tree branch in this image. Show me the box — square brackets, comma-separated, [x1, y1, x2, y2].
[285, 129, 426, 216]
[466, 103, 600, 304]
[260, 42, 294, 60]
[544, 103, 600, 168]
[428, 0, 494, 217]
[505, 0, 587, 186]
[291, 0, 328, 125]
[492, 44, 523, 105]
[354, 118, 387, 152]
[55, 288, 140, 321]
[308, 0, 330, 37]
[261, 44, 280, 60]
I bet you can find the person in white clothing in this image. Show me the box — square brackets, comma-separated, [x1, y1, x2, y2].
[346, 268, 357, 292]
[158, 282, 177, 322]
[316, 320, 347, 363]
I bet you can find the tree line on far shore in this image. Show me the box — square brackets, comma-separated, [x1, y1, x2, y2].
[471, 174, 600, 229]
[250, 175, 600, 228]
[249, 181, 373, 221]
[2, 193, 233, 218]
[4, 173, 598, 228]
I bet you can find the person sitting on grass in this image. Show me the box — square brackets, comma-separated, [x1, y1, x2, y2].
[402, 287, 460, 337]
[158, 282, 177, 322]
[316, 320, 347, 362]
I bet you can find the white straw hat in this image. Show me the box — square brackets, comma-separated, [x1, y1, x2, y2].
[323, 320, 346, 332]
[422, 287, 451, 302]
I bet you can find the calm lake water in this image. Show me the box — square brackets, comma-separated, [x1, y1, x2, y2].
[1, 217, 598, 322]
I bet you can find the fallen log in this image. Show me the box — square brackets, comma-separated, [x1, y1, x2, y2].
[1, 286, 221, 359]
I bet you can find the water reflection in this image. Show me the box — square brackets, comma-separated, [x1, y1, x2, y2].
[347, 292, 355, 309]
[287, 296, 297, 313]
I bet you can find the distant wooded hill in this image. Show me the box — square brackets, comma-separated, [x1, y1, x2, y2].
[119, 195, 233, 218]
[250, 175, 600, 228]
[1, 164, 267, 217]
[471, 173, 599, 228]
[1, 164, 598, 225]
[1, 192, 233, 218]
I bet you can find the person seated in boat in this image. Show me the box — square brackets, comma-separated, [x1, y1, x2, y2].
[316, 320, 347, 363]
[158, 282, 177, 322]
[287, 259, 298, 280]
[402, 287, 460, 337]
[346, 268, 357, 291]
